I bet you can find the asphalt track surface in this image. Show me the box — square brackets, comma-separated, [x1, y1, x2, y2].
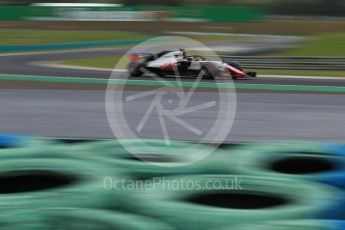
[0, 89, 344, 142]
[0, 48, 344, 142]
[1, 47, 345, 86]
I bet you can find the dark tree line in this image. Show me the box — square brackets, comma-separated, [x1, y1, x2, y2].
[1, 0, 344, 16]
[269, 0, 344, 16]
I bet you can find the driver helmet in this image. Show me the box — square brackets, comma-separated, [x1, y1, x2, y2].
[179, 49, 187, 58]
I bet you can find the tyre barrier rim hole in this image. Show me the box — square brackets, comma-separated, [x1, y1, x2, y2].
[0, 170, 78, 194]
[212, 143, 241, 150]
[58, 139, 96, 144]
[184, 192, 289, 209]
[0, 145, 15, 149]
[120, 154, 179, 163]
[270, 154, 338, 175]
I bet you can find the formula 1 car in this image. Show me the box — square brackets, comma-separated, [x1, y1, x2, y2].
[127, 49, 256, 80]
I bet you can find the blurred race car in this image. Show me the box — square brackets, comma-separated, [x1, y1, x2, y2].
[127, 49, 256, 80]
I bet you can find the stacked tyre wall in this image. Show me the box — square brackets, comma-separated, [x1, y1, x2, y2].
[0, 134, 345, 229]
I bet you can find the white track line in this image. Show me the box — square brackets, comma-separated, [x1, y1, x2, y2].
[30, 61, 116, 72]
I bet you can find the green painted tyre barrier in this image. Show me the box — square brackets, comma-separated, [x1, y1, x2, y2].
[74, 139, 209, 161]
[131, 175, 340, 230]
[0, 145, 95, 161]
[0, 209, 43, 230]
[37, 208, 174, 230]
[0, 158, 126, 211]
[74, 139, 222, 180]
[217, 142, 345, 188]
[228, 219, 345, 230]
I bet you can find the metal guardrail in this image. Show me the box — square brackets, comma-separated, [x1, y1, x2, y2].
[219, 56, 345, 70]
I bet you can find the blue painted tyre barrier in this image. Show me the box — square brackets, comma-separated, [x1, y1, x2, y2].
[0, 134, 53, 149]
[320, 193, 345, 219]
[328, 144, 345, 157]
[129, 175, 341, 230]
[215, 142, 345, 189]
[227, 219, 345, 230]
[0, 134, 26, 148]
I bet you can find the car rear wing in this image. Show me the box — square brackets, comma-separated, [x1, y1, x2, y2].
[129, 53, 153, 62]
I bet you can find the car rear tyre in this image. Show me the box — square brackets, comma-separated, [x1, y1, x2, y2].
[128, 62, 145, 77]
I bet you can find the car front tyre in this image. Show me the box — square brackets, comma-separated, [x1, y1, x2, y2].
[201, 66, 215, 80]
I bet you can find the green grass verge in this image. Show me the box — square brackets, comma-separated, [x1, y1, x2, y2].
[273, 33, 345, 57]
[183, 35, 254, 43]
[60, 56, 124, 69]
[0, 29, 151, 45]
[0, 29, 253, 46]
